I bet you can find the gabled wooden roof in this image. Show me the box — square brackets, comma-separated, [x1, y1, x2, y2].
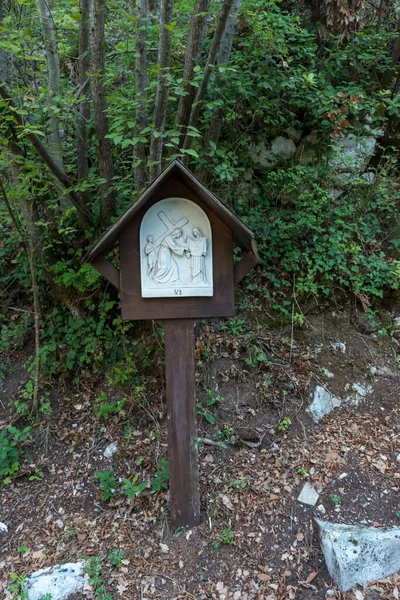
[84, 159, 258, 263]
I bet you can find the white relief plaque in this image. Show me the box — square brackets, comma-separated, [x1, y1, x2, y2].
[140, 197, 213, 298]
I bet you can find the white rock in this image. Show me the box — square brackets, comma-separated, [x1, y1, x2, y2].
[24, 562, 89, 600]
[317, 504, 326, 515]
[393, 316, 400, 330]
[103, 442, 118, 459]
[362, 172, 375, 183]
[0, 522, 8, 533]
[327, 188, 344, 200]
[331, 341, 346, 353]
[338, 473, 348, 480]
[285, 127, 302, 144]
[345, 383, 373, 406]
[307, 385, 341, 422]
[249, 142, 277, 169]
[270, 136, 297, 159]
[329, 134, 376, 173]
[55, 520, 64, 529]
[352, 383, 371, 396]
[322, 368, 334, 379]
[298, 482, 319, 506]
[317, 519, 400, 592]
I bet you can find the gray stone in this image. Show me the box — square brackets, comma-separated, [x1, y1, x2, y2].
[393, 316, 400, 330]
[296, 146, 319, 165]
[317, 519, 400, 592]
[329, 134, 376, 174]
[270, 136, 296, 159]
[344, 382, 372, 406]
[321, 368, 334, 379]
[331, 341, 346, 353]
[250, 137, 296, 170]
[295, 130, 321, 164]
[297, 482, 319, 506]
[0, 522, 8, 533]
[103, 442, 118, 459]
[307, 385, 341, 422]
[285, 127, 302, 144]
[327, 188, 344, 200]
[317, 504, 326, 515]
[362, 172, 375, 183]
[249, 142, 277, 170]
[304, 131, 319, 144]
[24, 562, 89, 600]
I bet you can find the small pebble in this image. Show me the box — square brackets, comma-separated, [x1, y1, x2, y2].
[103, 442, 118, 459]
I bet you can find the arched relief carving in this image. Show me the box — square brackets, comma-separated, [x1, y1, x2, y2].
[140, 198, 213, 298]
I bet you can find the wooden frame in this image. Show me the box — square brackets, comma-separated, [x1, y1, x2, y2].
[84, 160, 260, 528]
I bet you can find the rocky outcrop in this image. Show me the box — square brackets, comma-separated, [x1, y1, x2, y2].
[250, 136, 297, 169]
[317, 520, 400, 592]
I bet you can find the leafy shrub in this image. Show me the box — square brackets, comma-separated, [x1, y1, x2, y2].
[151, 459, 169, 492]
[94, 470, 118, 502]
[95, 469, 148, 501]
[93, 392, 126, 420]
[239, 166, 400, 301]
[196, 390, 225, 424]
[0, 426, 31, 483]
[107, 548, 126, 567]
[122, 475, 147, 498]
[213, 527, 235, 548]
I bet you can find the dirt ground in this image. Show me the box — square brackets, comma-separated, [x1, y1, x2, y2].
[1, 308, 400, 600]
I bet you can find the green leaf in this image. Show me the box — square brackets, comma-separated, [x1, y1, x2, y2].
[181, 148, 199, 158]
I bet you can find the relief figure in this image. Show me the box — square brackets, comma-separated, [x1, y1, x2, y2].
[144, 235, 156, 277]
[186, 227, 207, 284]
[153, 228, 187, 284]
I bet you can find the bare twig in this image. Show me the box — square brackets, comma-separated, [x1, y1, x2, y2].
[197, 437, 228, 449]
[0, 179, 41, 412]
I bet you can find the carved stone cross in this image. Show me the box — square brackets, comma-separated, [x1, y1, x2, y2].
[154, 210, 189, 243]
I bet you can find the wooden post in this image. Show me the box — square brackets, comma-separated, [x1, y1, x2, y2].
[164, 318, 200, 529]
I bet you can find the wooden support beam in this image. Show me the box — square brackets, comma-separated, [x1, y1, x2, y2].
[91, 256, 120, 290]
[234, 251, 258, 285]
[164, 318, 200, 529]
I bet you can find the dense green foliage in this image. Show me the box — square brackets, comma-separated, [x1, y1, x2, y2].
[0, 426, 31, 483]
[1, 0, 400, 408]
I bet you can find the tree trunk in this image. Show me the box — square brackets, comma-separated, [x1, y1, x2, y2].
[149, 0, 173, 180]
[91, 0, 116, 225]
[0, 0, 7, 82]
[0, 178, 41, 412]
[35, 0, 64, 169]
[182, 0, 235, 158]
[376, 0, 385, 31]
[174, 0, 210, 149]
[380, 34, 400, 88]
[198, 0, 240, 181]
[0, 82, 93, 227]
[77, 0, 91, 206]
[132, 0, 148, 192]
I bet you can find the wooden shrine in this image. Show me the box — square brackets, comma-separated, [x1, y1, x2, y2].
[84, 159, 259, 528]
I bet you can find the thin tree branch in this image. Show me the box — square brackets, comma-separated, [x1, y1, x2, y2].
[0, 82, 94, 227]
[182, 0, 234, 157]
